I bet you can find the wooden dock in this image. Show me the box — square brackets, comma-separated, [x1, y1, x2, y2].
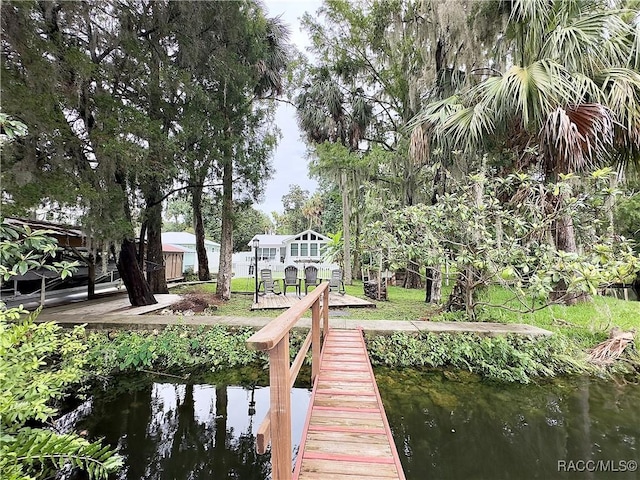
[293, 329, 405, 479]
[251, 292, 375, 310]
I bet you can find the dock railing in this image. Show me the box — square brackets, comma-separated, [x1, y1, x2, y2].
[246, 281, 330, 480]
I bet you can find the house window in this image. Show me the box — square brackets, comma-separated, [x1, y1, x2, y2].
[310, 233, 317, 240]
[290, 243, 298, 257]
[259, 248, 277, 261]
[302, 233, 308, 240]
[300, 243, 308, 256]
[310, 243, 318, 257]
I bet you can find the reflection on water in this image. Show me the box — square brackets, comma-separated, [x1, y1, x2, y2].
[75, 370, 639, 480]
[75, 378, 311, 480]
[377, 370, 640, 480]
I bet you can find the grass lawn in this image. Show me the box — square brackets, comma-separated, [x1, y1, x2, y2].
[483, 286, 639, 344]
[170, 278, 639, 341]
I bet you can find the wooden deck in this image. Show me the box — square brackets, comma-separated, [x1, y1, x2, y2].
[251, 292, 375, 310]
[293, 329, 405, 480]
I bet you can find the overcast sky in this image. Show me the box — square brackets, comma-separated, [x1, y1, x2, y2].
[256, 0, 323, 218]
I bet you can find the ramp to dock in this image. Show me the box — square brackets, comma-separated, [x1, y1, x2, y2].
[293, 329, 405, 479]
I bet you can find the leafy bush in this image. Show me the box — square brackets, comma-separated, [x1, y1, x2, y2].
[365, 331, 598, 383]
[0, 309, 122, 479]
[85, 325, 311, 376]
[0, 219, 121, 479]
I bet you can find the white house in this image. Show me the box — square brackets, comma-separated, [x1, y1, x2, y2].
[162, 232, 220, 274]
[248, 229, 331, 264]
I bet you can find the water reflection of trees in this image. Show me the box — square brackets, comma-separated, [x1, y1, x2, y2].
[79, 382, 271, 480]
[376, 371, 640, 480]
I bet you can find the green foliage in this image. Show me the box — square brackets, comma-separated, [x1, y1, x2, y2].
[0, 113, 28, 146]
[0, 310, 122, 480]
[0, 312, 86, 424]
[0, 225, 120, 480]
[366, 332, 599, 383]
[86, 325, 292, 376]
[274, 184, 311, 234]
[1, 428, 123, 480]
[0, 223, 79, 281]
[614, 182, 640, 253]
[366, 170, 640, 318]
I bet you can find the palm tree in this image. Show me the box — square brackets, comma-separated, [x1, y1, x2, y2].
[413, 0, 640, 304]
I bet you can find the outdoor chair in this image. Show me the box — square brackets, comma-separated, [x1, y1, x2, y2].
[329, 269, 346, 295]
[304, 265, 320, 295]
[283, 265, 301, 297]
[258, 269, 280, 295]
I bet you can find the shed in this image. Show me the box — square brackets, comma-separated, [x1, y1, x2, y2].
[161, 232, 220, 273]
[162, 244, 187, 281]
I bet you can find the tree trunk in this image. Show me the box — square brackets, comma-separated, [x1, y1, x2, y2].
[340, 171, 352, 285]
[551, 211, 588, 305]
[113, 164, 157, 306]
[431, 268, 442, 303]
[137, 222, 147, 269]
[192, 185, 211, 281]
[445, 273, 466, 313]
[144, 181, 169, 294]
[116, 238, 157, 306]
[143, 19, 168, 295]
[216, 156, 234, 300]
[353, 203, 361, 280]
[403, 259, 422, 289]
[632, 271, 640, 301]
[87, 252, 96, 299]
[425, 267, 442, 303]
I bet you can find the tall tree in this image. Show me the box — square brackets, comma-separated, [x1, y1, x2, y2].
[413, 0, 640, 304]
[215, 5, 290, 300]
[296, 0, 497, 286]
[277, 184, 311, 234]
[1, 0, 158, 305]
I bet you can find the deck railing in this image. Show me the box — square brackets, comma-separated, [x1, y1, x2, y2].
[246, 281, 330, 480]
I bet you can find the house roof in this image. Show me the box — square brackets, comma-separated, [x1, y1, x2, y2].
[162, 243, 189, 253]
[283, 229, 330, 243]
[162, 232, 219, 247]
[247, 230, 330, 248]
[247, 234, 291, 248]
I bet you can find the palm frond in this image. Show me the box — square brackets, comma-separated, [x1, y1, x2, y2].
[631, 11, 640, 69]
[406, 94, 464, 132]
[471, 60, 576, 131]
[540, 10, 633, 72]
[540, 103, 614, 175]
[440, 103, 496, 152]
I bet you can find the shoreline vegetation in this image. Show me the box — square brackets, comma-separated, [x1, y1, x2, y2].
[82, 278, 640, 385]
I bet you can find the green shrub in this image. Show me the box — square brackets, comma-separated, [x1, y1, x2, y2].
[0, 308, 122, 479]
[0, 221, 121, 479]
[365, 331, 601, 383]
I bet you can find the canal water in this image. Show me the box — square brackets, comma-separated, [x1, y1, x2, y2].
[68, 370, 639, 479]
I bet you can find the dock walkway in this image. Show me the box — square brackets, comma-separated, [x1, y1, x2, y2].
[294, 328, 405, 479]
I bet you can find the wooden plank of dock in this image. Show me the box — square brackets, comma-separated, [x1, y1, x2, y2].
[251, 292, 375, 310]
[293, 329, 405, 480]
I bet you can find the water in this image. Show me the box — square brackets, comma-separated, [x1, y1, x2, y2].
[71, 373, 311, 480]
[377, 369, 640, 480]
[71, 371, 639, 480]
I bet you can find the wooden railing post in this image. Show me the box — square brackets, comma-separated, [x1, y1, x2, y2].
[269, 334, 292, 480]
[311, 298, 320, 383]
[245, 282, 330, 478]
[322, 286, 329, 337]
